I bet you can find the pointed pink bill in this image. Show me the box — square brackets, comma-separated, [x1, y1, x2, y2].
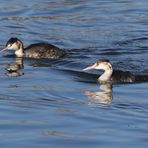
[0, 47, 8, 53]
[83, 63, 96, 71]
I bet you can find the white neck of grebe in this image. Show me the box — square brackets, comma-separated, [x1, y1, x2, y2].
[15, 44, 24, 57]
[83, 60, 114, 83]
[98, 68, 113, 82]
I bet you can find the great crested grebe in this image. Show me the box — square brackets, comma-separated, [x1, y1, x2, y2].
[1, 38, 66, 59]
[83, 59, 135, 83]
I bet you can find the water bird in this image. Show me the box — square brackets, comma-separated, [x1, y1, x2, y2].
[83, 59, 136, 83]
[1, 38, 66, 59]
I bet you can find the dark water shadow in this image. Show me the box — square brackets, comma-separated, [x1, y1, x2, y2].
[113, 37, 148, 46]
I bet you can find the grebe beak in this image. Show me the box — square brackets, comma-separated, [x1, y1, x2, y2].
[0, 47, 8, 52]
[83, 63, 96, 71]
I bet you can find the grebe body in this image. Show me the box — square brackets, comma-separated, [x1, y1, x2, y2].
[83, 59, 135, 83]
[2, 38, 65, 59]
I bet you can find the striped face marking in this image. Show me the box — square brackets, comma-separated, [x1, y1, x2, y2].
[83, 59, 113, 72]
[6, 42, 18, 50]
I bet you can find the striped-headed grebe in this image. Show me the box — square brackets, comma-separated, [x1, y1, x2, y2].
[83, 59, 135, 83]
[1, 38, 65, 59]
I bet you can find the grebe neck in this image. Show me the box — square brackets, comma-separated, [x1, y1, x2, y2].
[15, 43, 24, 57]
[98, 68, 113, 82]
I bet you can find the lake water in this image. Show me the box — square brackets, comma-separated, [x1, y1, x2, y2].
[0, 0, 148, 147]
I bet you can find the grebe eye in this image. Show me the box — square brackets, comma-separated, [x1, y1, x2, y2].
[7, 44, 12, 48]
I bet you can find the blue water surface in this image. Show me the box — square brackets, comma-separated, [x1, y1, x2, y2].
[0, 0, 148, 147]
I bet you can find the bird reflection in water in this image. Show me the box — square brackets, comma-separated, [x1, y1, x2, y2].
[6, 58, 24, 77]
[85, 83, 113, 105]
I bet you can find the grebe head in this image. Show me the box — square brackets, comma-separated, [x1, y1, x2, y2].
[4, 38, 23, 51]
[83, 59, 112, 71]
[1, 38, 24, 57]
[83, 59, 113, 82]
